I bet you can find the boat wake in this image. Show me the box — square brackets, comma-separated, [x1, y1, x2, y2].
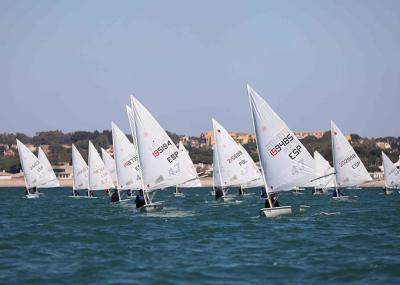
[143, 207, 196, 218]
[314, 211, 341, 216]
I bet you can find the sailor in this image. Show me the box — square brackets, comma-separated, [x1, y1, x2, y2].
[88, 190, 94, 197]
[332, 188, 343, 198]
[135, 190, 146, 208]
[260, 187, 267, 198]
[215, 187, 224, 200]
[111, 189, 119, 203]
[383, 187, 387, 195]
[238, 186, 246, 196]
[272, 194, 280, 207]
[127, 190, 132, 197]
[105, 189, 110, 196]
[24, 189, 28, 196]
[73, 190, 80, 196]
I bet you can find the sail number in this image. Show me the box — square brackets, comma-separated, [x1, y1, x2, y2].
[152, 140, 173, 157]
[227, 150, 243, 163]
[269, 134, 295, 157]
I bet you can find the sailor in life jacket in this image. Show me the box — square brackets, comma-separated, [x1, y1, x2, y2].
[214, 187, 224, 200]
[111, 189, 120, 203]
[135, 190, 146, 208]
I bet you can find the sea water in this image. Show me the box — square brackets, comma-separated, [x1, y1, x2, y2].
[0, 187, 399, 284]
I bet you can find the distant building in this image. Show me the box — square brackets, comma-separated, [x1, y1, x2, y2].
[53, 163, 72, 179]
[0, 170, 12, 180]
[3, 149, 15, 158]
[201, 130, 344, 148]
[201, 131, 256, 148]
[376, 142, 391, 150]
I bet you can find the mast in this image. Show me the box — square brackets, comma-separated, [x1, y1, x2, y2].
[126, 104, 148, 204]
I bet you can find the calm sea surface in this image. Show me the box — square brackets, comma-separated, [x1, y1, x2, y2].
[0, 187, 399, 284]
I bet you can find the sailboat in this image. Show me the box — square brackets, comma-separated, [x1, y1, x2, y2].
[111, 122, 142, 202]
[247, 85, 314, 217]
[101, 148, 118, 196]
[330, 121, 372, 200]
[127, 96, 196, 212]
[381, 151, 400, 195]
[312, 151, 335, 195]
[212, 118, 262, 201]
[16, 139, 55, 199]
[173, 141, 202, 197]
[71, 144, 89, 198]
[88, 141, 115, 198]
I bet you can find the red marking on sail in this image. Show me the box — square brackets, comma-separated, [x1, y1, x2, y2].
[262, 126, 267, 132]
[217, 129, 221, 133]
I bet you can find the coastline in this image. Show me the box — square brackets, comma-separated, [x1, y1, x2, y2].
[0, 177, 384, 188]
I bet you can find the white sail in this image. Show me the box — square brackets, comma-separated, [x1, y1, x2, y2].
[16, 139, 49, 189]
[212, 118, 262, 187]
[331, 121, 372, 187]
[112, 122, 142, 190]
[247, 85, 315, 192]
[177, 141, 202, 187]
[129, 96, 195, 190]
[88, 141, 115, 190]
[314, 151, 335, 189]
[101, 148, 118, 187]
[71, 144, 89, 190]
[212, 143, 223, 188]
[382, 151, 400, 188]
[37, 147, 60, 188]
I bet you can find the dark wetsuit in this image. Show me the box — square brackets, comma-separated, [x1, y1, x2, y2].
[260, 187, 267, 198]
[111, 191, 119, 203]
[215, 188, 224, 200]
[135, 194, 146, 208]
[333, 189, 343, 197]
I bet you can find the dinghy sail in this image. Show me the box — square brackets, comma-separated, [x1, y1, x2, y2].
[88, 141, 115, 198]
[71, 144, 89, 197]
[331, 121, 372, 199]
[37, 147, 60, 188]
[382, 151, 400, 191]
[247, 85, 314, 217]
[128, 96, 196, 211]
[212, 118, 261, 200]
[175, 141, 201, 191]
[16, 139, 52, 198]
[101, 148, 118, 188]
[313, 150, 335, 194]
[111, 122, 142, 201]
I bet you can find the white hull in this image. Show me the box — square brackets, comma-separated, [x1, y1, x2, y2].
[68, 195, 84, 198]
[383, 190, 393, 195]
[292, 191, 304, 195]
[139, 201, 164, 213]
[259, 205, 309, 218]
[173, 192, 185, 197]
[238, 193, 255, 197]
[217, 195, 235, 203]
[26, 193, 39, 199]
[332, 195, 351, 201]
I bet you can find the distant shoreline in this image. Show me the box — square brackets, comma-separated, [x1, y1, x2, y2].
[0, 177, 384, 188]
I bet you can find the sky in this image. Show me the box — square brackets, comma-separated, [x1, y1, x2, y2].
[0, 0, 399, 138]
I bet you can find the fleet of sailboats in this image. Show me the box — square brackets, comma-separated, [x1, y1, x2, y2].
[14, 87, 395, 218]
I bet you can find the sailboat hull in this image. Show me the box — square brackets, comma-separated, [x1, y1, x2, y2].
[217, 195, 235, 203]
[259, 205, 309, 218]
[139, 201, 164, 213]
[26, 193, 39, 199]
[173, 193, 185, 197]
[332, 196, 351, 201]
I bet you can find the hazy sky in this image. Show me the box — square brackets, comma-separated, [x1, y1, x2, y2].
[0, 0, 399, 138]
